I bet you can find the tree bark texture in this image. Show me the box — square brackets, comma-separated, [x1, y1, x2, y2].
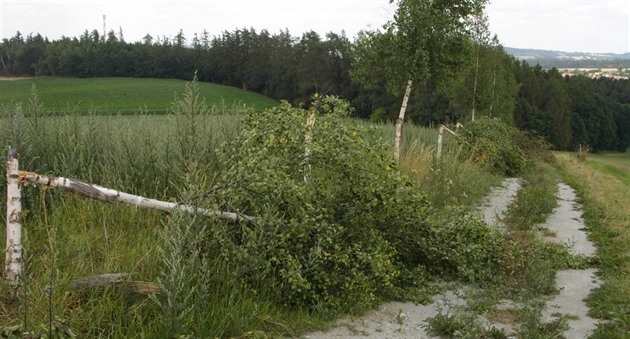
[395, 79, 413, 162]
[5, 149, 22, 286]
[18, 171, 254, 223]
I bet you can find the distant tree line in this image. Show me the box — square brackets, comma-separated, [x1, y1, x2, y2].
[1, 29, 629, 151]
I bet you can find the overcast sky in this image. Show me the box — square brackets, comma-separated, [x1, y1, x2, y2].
[1, 0, 628, 54]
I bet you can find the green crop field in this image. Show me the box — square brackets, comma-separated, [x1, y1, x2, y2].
[0, 77, 278, 114]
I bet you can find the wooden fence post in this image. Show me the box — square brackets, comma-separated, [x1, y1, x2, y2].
[437, 125, 445, 159]
[5, 148, 22, 286]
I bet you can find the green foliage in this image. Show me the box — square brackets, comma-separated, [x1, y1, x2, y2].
[425, 206, 503, 281]
[193, 96, 433, 313]
[425, 311, 507, 339]
[515, 301, 569, 338]
[505, 164, 558, 229]
[1, 316, 78, 338]
[452, 116, 552, 176]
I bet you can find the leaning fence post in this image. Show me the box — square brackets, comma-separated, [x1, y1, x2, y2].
[5, 148, 22, 286]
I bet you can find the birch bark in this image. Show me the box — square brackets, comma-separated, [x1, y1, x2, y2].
[19, 172, 254, 223]
[5, 149, 22, 286]
[394, 79, 413, 162]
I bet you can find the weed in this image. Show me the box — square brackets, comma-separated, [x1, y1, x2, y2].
[516, 301, 569, 338]
[425, 310, 508, 339]
[505, 163, 558, 230]
[577, 145, 591, 161]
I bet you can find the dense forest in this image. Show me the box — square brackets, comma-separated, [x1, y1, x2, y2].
[1, 29, 629, 152]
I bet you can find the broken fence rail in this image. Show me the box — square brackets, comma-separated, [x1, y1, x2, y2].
[18, 171, 255, 223]
[6, 149, 254, 287]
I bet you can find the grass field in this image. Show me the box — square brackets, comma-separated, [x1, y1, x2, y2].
[0, 77, 278, 114]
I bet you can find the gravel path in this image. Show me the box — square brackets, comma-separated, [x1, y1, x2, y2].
[302, 180, 601, 338]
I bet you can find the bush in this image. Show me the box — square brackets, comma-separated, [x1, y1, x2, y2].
[451, 117, 553, 176]
[191, 96, 433, 313]
[425, 206, 504, 282]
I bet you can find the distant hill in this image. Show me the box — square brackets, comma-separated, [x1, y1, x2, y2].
[505, 47, 630, 69]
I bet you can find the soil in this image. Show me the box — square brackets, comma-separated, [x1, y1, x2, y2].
[302, 179, 601, 338]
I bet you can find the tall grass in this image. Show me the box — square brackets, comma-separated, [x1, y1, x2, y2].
[0, 81, 339, 336]
[399, 137, 502, 208]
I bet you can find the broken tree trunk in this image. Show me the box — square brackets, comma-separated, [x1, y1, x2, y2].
[5, 149, 22, 287]
[18, 171, 254, 223]
[394, 79, 413, 163]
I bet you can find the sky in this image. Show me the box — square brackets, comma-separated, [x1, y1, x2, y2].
[1, 0, 628, 54]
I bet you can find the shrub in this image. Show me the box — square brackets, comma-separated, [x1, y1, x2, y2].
[451, 117, 553, 176]
[191, 96, 433, 313]
[424, 206, 504, 282]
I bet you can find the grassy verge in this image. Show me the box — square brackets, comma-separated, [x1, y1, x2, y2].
[556, 152, 630, 337]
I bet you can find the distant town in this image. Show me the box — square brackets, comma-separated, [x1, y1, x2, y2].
[505, 47, 630, 79]
[559, 68, 629, 80]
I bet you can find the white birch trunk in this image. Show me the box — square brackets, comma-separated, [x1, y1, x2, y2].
[5, 149, 22, 286]
[19, 171, 254, 223]
[395, 79, 413, 162]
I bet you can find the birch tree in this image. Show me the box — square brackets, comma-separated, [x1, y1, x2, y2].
[352, 0, 489, 162]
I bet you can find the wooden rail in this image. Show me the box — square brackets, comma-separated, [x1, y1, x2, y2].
[5, 148, 253, 287]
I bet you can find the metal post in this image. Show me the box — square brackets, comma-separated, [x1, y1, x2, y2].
[5, 148, 22, 286]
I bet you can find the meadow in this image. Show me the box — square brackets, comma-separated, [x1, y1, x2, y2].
[0, 77, 278, 114]
[1, 78, 627, 337]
